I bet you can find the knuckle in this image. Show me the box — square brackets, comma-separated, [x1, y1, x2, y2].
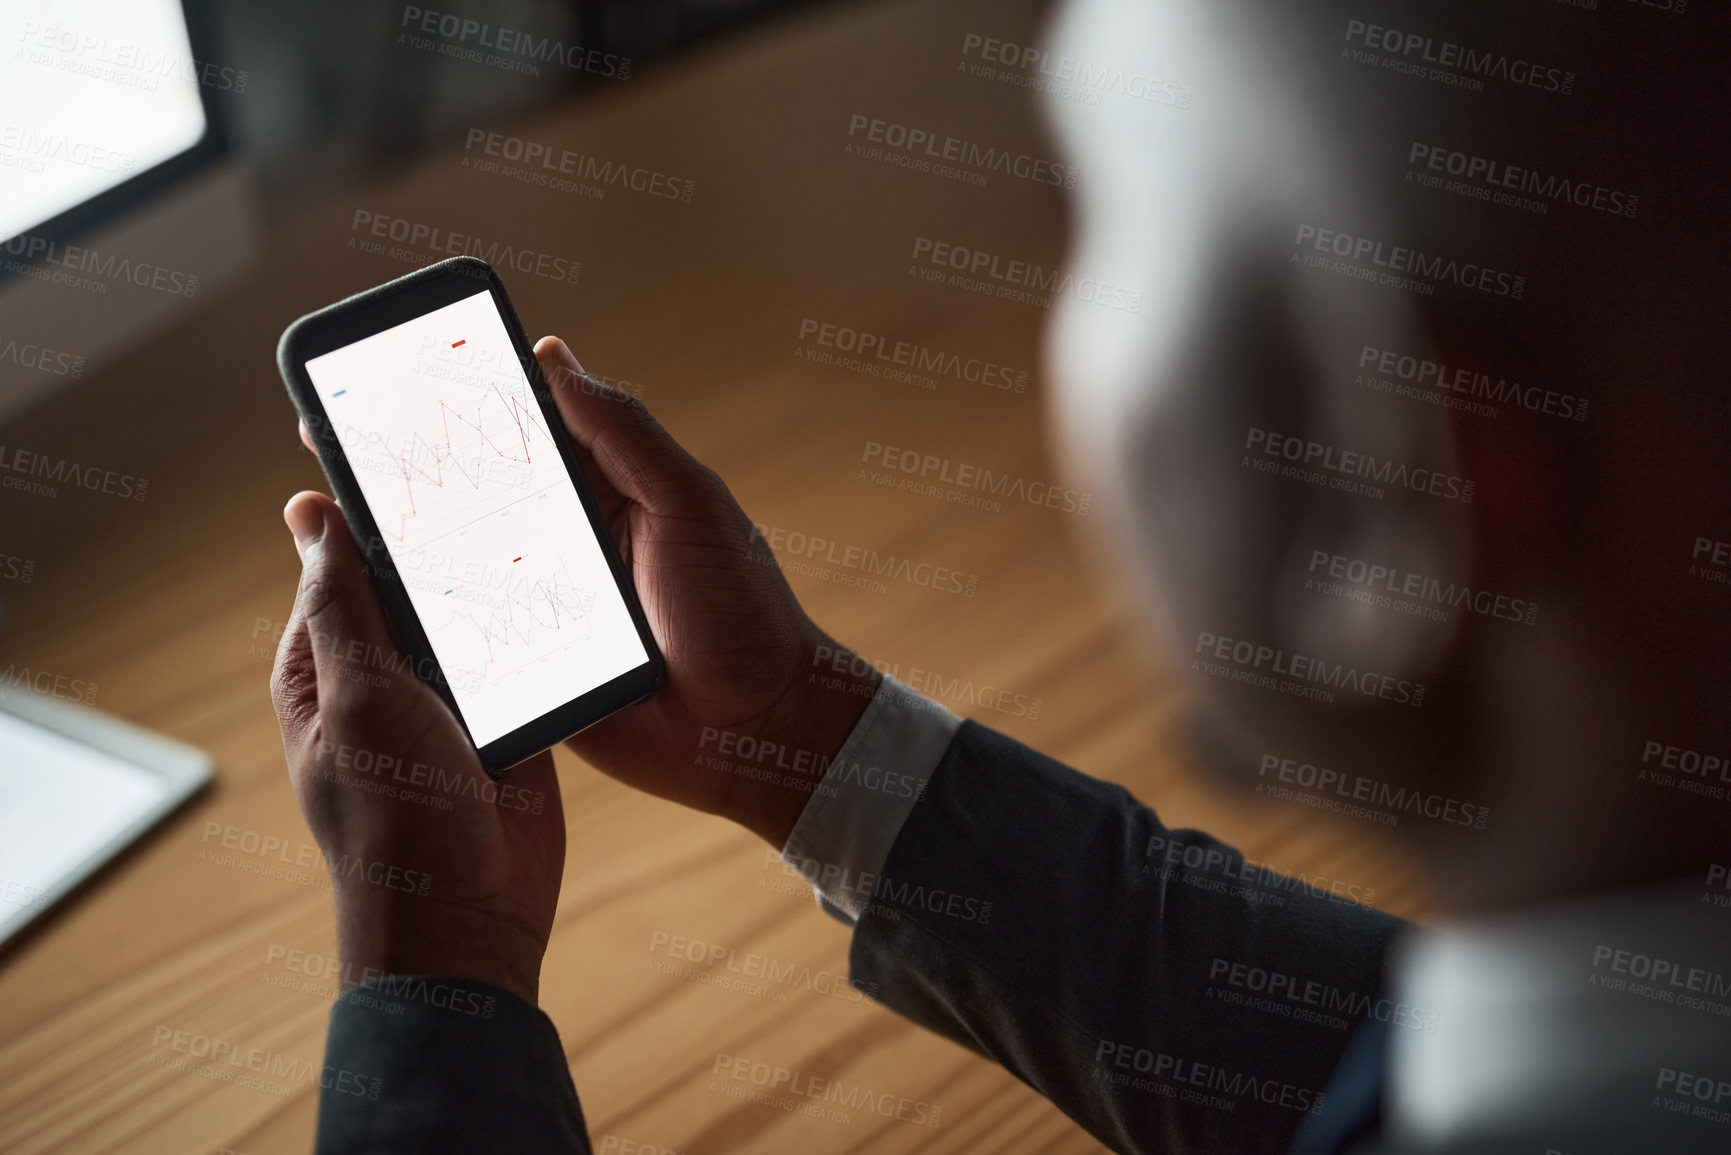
[295, 567, 346, 625]
[270, 650, 319, 726]
[693, 463, 737, 511]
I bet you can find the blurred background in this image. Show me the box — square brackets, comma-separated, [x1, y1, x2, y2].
[0, 1, 1428, 1151]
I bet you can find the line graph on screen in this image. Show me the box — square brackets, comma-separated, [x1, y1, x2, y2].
[437, 553, 598, 690]
[345, 374, 559, 550]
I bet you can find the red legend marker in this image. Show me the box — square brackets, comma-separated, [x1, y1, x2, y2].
[451, 339, 466, 348]
[512, 556, 522, 562]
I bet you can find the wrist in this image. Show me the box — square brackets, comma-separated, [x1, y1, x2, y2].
[725, 630, 882, 849]
[334, 894, 545, 1006]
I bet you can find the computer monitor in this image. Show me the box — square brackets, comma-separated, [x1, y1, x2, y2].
[0, 0, 254, 423]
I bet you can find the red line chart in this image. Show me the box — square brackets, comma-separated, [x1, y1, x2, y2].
[441, 557, 596, 684]
[365, 378, 554, 547]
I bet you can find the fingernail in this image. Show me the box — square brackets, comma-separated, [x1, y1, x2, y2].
[284, 498, 325, 559]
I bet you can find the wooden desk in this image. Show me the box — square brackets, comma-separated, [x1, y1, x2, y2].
[0, 0, 1430, 1150]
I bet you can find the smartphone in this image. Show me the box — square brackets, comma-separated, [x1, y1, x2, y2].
[276, 256, 664, 776]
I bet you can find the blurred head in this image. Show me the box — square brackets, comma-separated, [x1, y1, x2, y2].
[1038, 0, 1731, 908]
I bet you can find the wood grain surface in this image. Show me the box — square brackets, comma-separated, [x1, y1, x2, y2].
[0, 1, 1430, 1150]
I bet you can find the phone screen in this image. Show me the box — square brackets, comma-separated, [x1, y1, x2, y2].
[303, 289, 649, 747]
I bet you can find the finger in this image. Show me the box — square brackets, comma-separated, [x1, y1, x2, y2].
[523, 346, 627, 523]
[275, 491, 404, 732]
[533, 336, 718, 517]
[271, 512, 321, 748]
[299, 419, 316, 454]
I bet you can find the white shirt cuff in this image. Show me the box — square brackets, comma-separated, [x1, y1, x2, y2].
[779, 674, 962, 924]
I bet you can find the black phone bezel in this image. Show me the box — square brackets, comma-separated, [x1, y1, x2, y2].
[275, 256, 665, 777]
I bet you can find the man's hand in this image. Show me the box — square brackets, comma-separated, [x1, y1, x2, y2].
[273, 334, 879, 999]
[532, 337, 880, 848]
[271, 493, 566, 1004]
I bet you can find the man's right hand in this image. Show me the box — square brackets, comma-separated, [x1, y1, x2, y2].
[529, 336, 879, 849]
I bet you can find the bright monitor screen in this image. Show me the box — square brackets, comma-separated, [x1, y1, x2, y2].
[0, 0, 211, 241]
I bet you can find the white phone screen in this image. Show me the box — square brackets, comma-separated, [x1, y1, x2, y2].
[304, 290, 647, 747]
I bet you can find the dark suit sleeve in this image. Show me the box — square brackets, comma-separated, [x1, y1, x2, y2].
[848, 720, 1408, 1155]
[314, 974, 590, 1154]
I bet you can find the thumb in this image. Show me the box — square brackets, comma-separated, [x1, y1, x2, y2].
[533, 335, 717, 517]
[271, 491, 404, 745]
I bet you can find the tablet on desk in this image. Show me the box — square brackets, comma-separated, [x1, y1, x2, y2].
[0, 687, 211, 950]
